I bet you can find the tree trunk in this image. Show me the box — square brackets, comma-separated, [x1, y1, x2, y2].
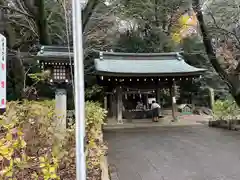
[36, 0, 51, 45]
[82, 0, 100, 32]
[193, 0, 240, 106]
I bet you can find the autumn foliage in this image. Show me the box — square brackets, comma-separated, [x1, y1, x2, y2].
[0, 100, 106, 180]
[171, 10, 198, 43]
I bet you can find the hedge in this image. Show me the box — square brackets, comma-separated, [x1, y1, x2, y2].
[0, 100, 106, 180]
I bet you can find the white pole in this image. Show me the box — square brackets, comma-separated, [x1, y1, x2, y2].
[72, 0, 86, 180]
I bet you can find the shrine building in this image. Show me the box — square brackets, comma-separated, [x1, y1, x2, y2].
[94, 51, 206, 123]
[36, 46, 206, 124]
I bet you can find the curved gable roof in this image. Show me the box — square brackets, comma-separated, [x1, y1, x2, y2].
[94, 51, 206, 77]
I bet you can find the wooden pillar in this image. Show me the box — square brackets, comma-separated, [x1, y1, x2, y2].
[116, 86, 123, 123]
[104, 95, 107, 110]
[156, 87, 161, 103]
[111, 92, 116, 118]
[145, 94, 149, 109]
[108, 94, 112, 116]
[170, 81, 177, 121]
[208, 87, 214, 110]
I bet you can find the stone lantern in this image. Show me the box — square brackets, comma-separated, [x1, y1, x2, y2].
[37, 46, 73, 84]
[36, 46, 74, 129]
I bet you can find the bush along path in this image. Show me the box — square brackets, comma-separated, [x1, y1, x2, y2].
[210, 99, 240, 130]
[0, 100, 107, 180]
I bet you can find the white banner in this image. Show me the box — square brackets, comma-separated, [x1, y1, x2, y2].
[172, 97, 176, 104]
[0, 34, 6, 109]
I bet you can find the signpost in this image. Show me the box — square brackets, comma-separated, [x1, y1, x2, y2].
[0, 34, 6, 112]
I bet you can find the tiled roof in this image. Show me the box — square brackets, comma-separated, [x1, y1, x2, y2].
[94, 51, 206, 76]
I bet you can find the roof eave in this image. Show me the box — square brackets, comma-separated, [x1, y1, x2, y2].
[36, 54, 74, 61]
[98, 51, 181, 57]
[94, 70, 206, 77]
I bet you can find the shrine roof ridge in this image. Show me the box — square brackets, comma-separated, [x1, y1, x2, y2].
[40, 45, 73, 53]
[99, 51, 182, 57]
[36, 45, 73, 60]
[94, 50, 207, 76]
[98, 51, 184, 61]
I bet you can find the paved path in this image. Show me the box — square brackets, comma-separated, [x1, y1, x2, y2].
[105, 126, 240, 180]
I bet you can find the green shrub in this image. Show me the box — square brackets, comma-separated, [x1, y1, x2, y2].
[0, 100, 106, 180]
[213, 99, 240, 121]
[85, 101, 107, 179]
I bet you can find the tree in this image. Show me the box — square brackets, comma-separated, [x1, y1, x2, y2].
[0, 0, 116, 99]
[182, 36, 229, 103]
[193, 0, 240, 105]
[0, 0, 101, 50]
[171, 9, 198, 43]
[112, 0, 194, 53]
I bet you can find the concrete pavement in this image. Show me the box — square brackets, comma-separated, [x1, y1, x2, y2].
[105, 126, 240, 180]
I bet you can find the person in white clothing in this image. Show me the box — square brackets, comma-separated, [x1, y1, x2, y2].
[151, 100, 161, 122]
[151, 101, 161, 109]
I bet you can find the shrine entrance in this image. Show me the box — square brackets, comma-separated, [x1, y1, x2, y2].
[94, 51, 206, 124]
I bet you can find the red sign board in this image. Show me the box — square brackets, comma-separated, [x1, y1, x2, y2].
[1, 81, 4, 88]
[0, 34, 6, 109]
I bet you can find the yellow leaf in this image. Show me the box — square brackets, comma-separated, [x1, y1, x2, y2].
[42, 168, 48, 174]
[52, 157, 59, 164]
[4, 123, 15, 129]
[13, 141, 19, 148]
[40, 163, 45, 168]
[0, 139, 5, 145]
[0, 146, 13, 159]
[20, 139, 26, 148]
[171, 33, 181, 43]
[44, 175, 51, 179]
[9, 159, 14, 167]
[39, 156, 45, 162]
[179, 14, 190, 25]
[17, 130, 23, 136]
[5, 154, 12, 161]
[4, 169, 13, 177]
[49, 167, 56, 173]
[6, 133, 12, 141]
[50, 173, 58, 179]
[14, 157, 21, 163]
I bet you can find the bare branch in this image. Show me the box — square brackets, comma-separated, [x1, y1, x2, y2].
[206, 6, 240, 46]
[22, 0, 38, 17]
[0, 5, 34, 18]
[8, 18, 37, 36]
